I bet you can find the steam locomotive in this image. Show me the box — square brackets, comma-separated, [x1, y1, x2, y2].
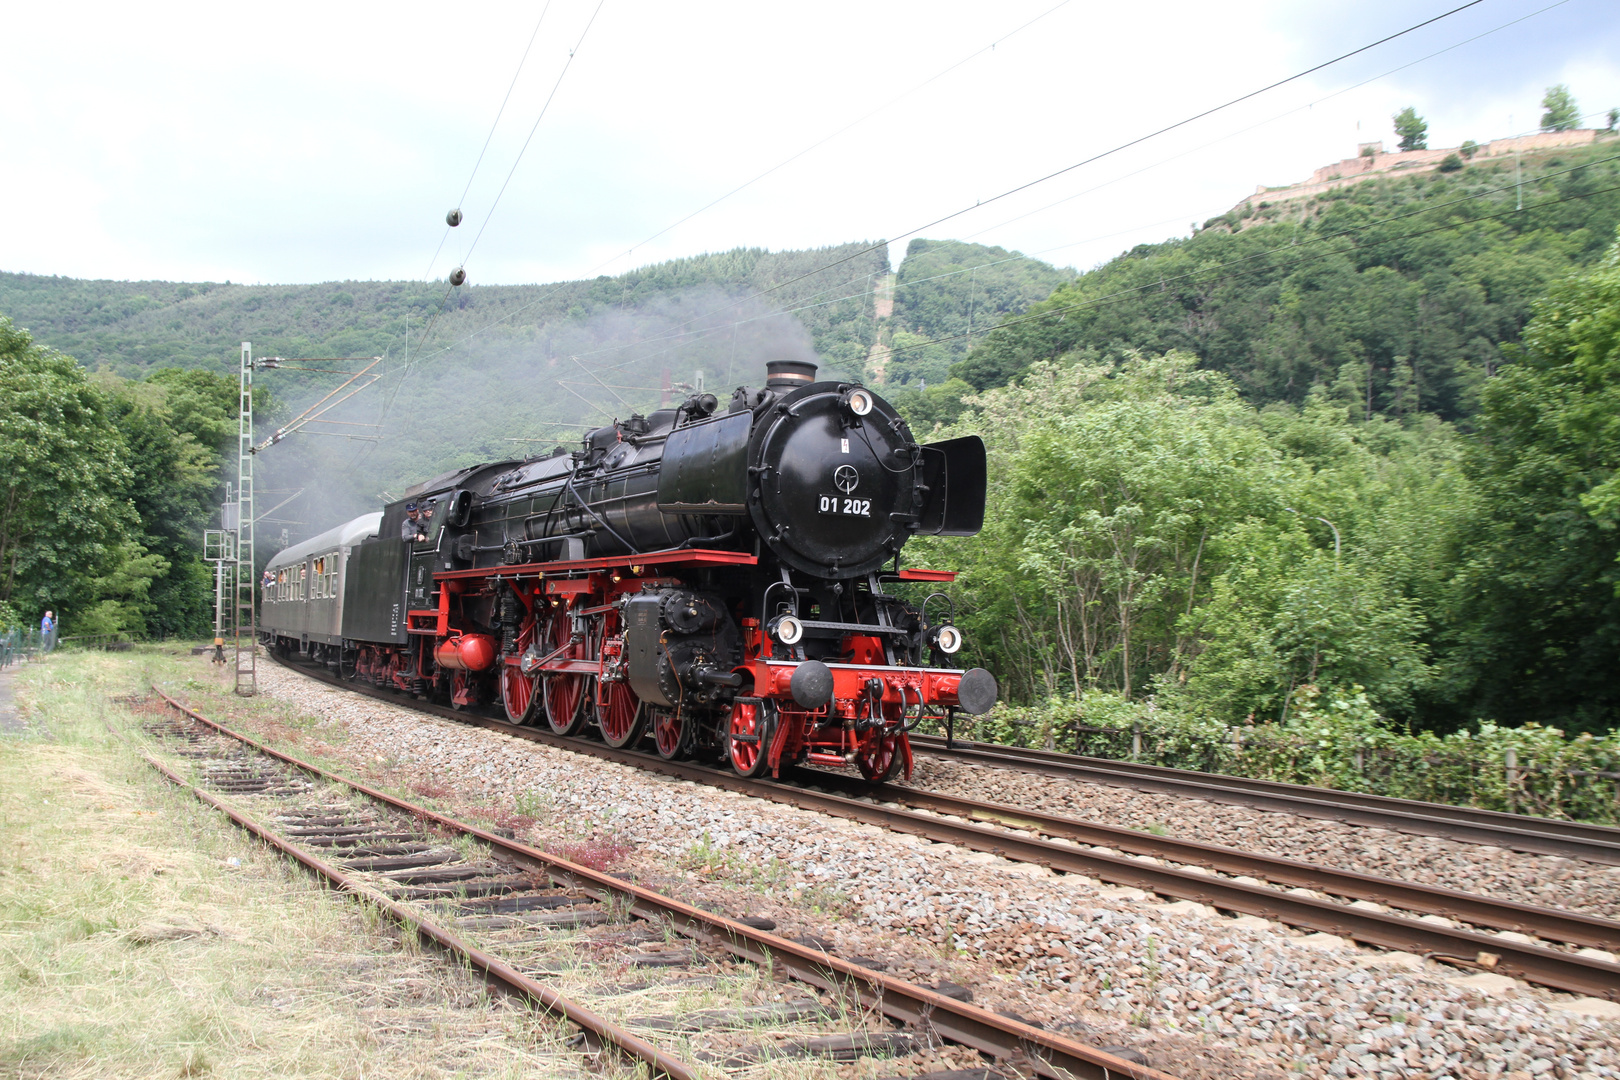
[262, 359, 995, 781]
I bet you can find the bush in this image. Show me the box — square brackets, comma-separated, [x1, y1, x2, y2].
[1438, 153, 1464, 173]
[929, 685, 1620, 824]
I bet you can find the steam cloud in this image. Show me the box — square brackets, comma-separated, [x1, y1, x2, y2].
[254, 285, 848, 552]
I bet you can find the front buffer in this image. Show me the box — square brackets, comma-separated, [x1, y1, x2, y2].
[726, 655, 998, 783]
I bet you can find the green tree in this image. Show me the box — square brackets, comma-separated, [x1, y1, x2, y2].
[0, 318, 136, 628]
[101, 368, 239, 636]
[885, 239, 1072, 385]
[1393, 107, 1428, 151]
[1541, 84, 1580, 132]
[888, 377, 976, 433]
[1176, 524, 1431, 724]
[1438, 230, 1620, 732]
[914, 353, 1284, 702]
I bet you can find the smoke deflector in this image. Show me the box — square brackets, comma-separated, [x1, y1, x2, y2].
[915, 435, 987, 536]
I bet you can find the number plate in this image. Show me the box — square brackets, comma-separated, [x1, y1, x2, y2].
[817, 495, 872, 518]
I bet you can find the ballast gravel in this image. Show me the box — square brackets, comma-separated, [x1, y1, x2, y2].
[904, 756, 1620, 924]
[215, 662, 1620, 1080]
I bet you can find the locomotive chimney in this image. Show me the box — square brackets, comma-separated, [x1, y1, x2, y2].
[765, 359, 818, 390]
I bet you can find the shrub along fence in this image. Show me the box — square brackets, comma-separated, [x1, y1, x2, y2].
[0, 627, 50, 668]
[927, 685, 1620, 825]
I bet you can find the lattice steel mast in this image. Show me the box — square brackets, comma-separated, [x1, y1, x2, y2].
[233, 342, 256, 695]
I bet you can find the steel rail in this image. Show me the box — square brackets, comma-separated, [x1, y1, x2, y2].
[138, 749, 697, 1080]
[257, 661, 1620, 1000]
[827, 774, 1620, 951]
[152, 685, 1170, 1080]
[909, 733, 1620, 865]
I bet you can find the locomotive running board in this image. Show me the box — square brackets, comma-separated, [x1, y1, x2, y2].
[434, 547, 757, 582]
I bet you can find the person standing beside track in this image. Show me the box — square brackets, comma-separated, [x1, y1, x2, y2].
[40, 611, 55, 653]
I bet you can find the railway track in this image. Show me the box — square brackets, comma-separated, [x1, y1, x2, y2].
[909, 733, 1620, 865]
[143, 685, 1169, 1080]
[259, 655, 1620, 1004]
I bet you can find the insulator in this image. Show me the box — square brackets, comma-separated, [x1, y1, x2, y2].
[449, 267, 467, 287]
[446, 208, 463, 227]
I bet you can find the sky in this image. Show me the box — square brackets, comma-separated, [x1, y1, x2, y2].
[4, 0, 1618, 287]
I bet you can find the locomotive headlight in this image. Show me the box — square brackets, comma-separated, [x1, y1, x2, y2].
[768, 614, 805, 645]
[843, 387, 875, 417]
[930, 624, 964, 654]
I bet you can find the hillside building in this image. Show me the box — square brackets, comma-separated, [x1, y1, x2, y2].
[1228, 128, 1606, 217]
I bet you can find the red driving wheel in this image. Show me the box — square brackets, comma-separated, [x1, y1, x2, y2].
[727, 699, 776, 778]
[597, 680, 645, 748]
[653, 708, 689, 760]
[543, 609, 588, 736]
[499, 618, 541, 724]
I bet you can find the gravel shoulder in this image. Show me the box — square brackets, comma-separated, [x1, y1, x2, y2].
[185, 655, 1620, 1080]
[903, 756, 1620, 923]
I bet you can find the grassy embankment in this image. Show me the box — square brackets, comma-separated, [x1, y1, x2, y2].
[0, 645, 573, 1080]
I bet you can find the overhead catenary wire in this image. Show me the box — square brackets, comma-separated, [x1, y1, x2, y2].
[591, 0, 1076, 273]
[569, 0, 1493, 352]
[410, 0, 1495, 379]
[958, 0, 1577, 246]
[545, 168, 1620, 432]
[503, 147, 1620, 382]
[389, 0, 1087, 375]
[456, 0, 610, 271]
[879, 170, 1620, 365]
[379, 0, 609, 434]
[424, 1, 557, 283]
[368, 0, 1531, 450]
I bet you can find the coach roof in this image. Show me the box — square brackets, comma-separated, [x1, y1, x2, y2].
[263, 512, 384, 574]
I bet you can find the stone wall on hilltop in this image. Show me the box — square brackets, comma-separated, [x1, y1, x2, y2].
[1228, 128, 1603, 216]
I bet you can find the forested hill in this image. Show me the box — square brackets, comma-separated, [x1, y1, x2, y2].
[951, 137, 1620, 420]
[880, 239, 1074, 388]
[0, 243, 894, 378]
